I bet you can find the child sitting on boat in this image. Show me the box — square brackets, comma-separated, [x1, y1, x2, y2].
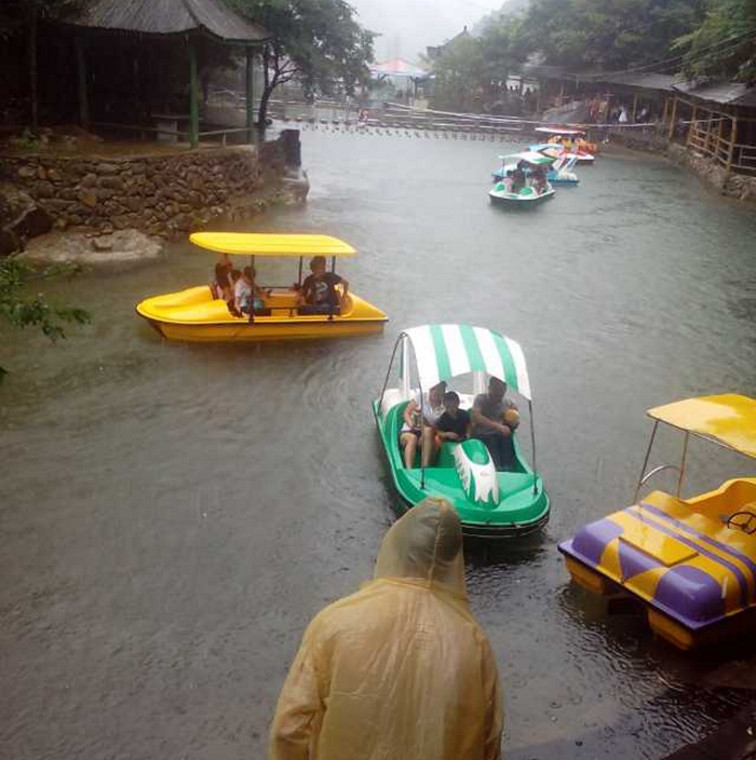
[234, 266, 266, 318]
[210, 256, 233, 301]
[435, 391, 471, 443]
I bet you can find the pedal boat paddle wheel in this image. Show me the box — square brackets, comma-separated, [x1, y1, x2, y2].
[559, 394, 756, 650]
[136, 233, 388, 342]
[373, 324, 550, 538]
[489, 151, 556, 206]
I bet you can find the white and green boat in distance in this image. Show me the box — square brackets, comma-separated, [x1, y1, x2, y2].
[489, 151, 556, 206]
[373, 324, 550, 538]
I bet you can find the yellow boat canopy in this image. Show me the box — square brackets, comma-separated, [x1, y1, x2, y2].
[189, 232, 356, 257]
[647, 394, 756, 459]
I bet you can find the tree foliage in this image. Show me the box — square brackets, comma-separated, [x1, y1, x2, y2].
[429, 18, 528, 112]
[229, 0, 374, 127]
[515, 0, 706, 70]
[675, 0, 756, 81]
[0, 257, 91, 381]
[426, 0, 754, 112]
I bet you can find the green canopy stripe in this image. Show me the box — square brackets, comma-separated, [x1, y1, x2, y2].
[490, 330, 520, 394]
[430, 325, 452, 386]
[459, 324, 486, 374]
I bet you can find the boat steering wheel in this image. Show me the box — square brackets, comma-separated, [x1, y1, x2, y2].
[726, 510, 756, 535]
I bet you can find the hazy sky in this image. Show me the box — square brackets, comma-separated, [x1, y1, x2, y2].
[350, 0, 505, 63]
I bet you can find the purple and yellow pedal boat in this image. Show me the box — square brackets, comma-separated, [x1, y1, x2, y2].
[559, 394, 756, 650]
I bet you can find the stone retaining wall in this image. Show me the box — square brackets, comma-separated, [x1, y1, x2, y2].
[0, 137, 289, 239]
[609, 129, 756, 203]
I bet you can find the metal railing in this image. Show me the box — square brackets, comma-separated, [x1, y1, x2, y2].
[90, 121, 256, 146]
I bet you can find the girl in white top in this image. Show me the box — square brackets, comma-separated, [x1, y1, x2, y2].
[399, 381, 446, 469]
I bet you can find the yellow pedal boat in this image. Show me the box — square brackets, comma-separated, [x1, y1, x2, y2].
[136, 232, 388, 342]
[560, 394, 756, 650]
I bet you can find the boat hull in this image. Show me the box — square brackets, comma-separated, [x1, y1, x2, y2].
[559, 478, 756, 649]
[145, 317, 386, 342]
[137, 285, 387, 343]
[489, 187, 555, 206]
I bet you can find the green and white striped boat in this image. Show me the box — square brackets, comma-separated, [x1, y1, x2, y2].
[374, 324, 550, 538]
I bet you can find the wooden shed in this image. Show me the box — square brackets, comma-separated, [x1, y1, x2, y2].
[666, 81, 756, 177]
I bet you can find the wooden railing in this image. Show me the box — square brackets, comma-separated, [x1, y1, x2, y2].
[686, 118, 756, 175]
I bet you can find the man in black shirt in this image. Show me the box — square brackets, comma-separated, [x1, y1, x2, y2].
[298, 256, 349, 315]
[436, 391, 471, 443]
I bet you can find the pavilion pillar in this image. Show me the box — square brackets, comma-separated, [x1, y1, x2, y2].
[75, 35, 89, 129]
[631, 93, 638, 123]
[725, 117, 739, 181]
[246, 46, 256, 145]
[188, 39, 199, 149]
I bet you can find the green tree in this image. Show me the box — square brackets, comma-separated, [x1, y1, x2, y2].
[675, 0, 756, 81]
[430, 33, 488, 111]
[229, 0, 374, 130]
[512, 0, 705, 71]
[0, 257, 90, 381]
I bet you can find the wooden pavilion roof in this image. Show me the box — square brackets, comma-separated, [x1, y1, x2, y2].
[66, 0, 268, 44]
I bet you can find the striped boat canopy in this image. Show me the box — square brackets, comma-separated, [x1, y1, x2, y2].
[402, 324, 532, 400]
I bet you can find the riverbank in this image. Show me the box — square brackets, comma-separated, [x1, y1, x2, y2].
[607, 128, 756, 205]
[0, 129, 309, 263]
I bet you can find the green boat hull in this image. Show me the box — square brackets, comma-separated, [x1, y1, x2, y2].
[373, 400, 550, 538]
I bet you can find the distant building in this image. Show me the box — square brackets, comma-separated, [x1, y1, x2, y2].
[426, 26, 471, 62]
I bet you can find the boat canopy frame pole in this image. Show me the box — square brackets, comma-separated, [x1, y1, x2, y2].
[377, 333, 425, 488]
[528, 399, 538, 495]
[634, 419, 659, 503]
[677, 431, 690, 497]
[418, 372, 426, 490]
[297, 256, 303, 286]
[378, 333, 404, 411]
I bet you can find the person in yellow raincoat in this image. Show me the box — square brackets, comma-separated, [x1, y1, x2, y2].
[269, 497, 503, 760]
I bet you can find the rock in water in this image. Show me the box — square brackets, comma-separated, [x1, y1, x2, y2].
[24, 228, 163, 268]
[91, 235, 113, 252]
[0, 183, 53, 254]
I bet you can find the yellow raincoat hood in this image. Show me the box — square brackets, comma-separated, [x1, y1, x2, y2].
[269, 499, 502, 760]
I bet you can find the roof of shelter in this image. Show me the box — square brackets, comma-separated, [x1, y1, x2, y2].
[369, 58, 430, 79]
[66, 0, 268, 43]
[673, 79, 756, 106]
[598, 72, 679, 92]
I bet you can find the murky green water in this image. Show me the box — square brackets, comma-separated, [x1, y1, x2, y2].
[2, 131, 756, 760]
